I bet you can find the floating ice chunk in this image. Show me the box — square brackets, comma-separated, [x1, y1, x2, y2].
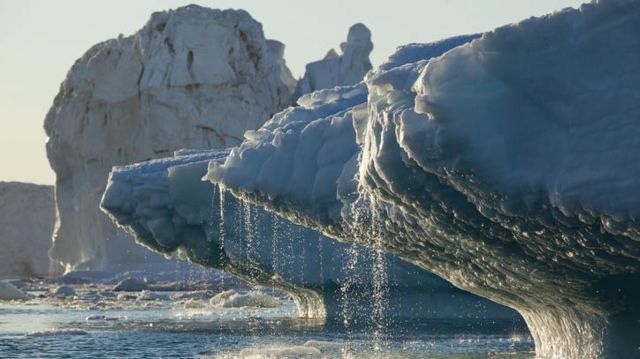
[112, 278, 148, 292]
[210, 290, 281, 308]
[136, 290, 165, 301]
[0, 281, 29, 301]
[85, 314, 122, 321]
[52, 286, 76, 298]
[183, 299, 209, 309]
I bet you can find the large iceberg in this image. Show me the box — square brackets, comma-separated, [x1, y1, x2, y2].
[204, 1, 640, 358]
[101, 149, 519, 324]
[44, 6, 296, 270]
[0, 182, 57, 278]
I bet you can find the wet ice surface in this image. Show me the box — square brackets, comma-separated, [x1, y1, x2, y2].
[0, 276, 533, 359]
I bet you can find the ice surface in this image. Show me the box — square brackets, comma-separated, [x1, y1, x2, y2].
[204, 1, 640, 357]
[0, 182, 56, 277]
[44, 5, 297, 271]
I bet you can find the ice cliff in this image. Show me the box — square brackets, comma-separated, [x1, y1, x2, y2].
[101, 149, 518, 324]
[0, 182, 56, 277]
[293, 23, 373, 99]
[44, 6, 296, 270]
[203, 1, 640, 358]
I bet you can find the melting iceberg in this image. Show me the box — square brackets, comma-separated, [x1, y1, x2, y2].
[102, 148, 518, 324]
[202, 1, 640, 358]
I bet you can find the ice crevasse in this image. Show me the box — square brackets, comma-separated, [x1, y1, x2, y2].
[202, 1, 640, 358]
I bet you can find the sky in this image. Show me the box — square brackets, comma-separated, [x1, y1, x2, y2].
[0, 0, 587, 185]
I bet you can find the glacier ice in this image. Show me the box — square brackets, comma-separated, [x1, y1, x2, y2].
[44, 5, 296, 270]
[101, 148, 518, 324]
[0, 182, 57, 277]
[204, 1, 640, 358]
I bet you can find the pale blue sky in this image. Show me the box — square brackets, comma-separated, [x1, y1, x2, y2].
[0, 0, 586, 184]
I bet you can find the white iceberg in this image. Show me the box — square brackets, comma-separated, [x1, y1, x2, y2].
[44, 5, 296, 271]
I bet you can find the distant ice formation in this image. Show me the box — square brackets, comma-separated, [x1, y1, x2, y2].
[0, 182, 56, 278]
[203, 1, 640, 357]
[293, 23, 373, 99]
[44, 6, 296, 270]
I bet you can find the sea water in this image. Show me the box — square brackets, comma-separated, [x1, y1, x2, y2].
[0, 278, 533, 359]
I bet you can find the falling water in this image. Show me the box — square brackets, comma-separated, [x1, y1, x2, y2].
[339, 242, 360, 358]
[242, 200, 255, 262]
[216, 184, 226, 288]
[370, 194, 389, 353]
[271, 217, 282, 275]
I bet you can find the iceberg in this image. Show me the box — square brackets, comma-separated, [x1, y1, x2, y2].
[44, 5, 296, 270]
[203, 1, 640, 357]
[0, 182, 57, 277]
[101, 148, 519, 324]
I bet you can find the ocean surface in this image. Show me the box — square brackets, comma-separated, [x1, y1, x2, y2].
[0, 277, 534, 358]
